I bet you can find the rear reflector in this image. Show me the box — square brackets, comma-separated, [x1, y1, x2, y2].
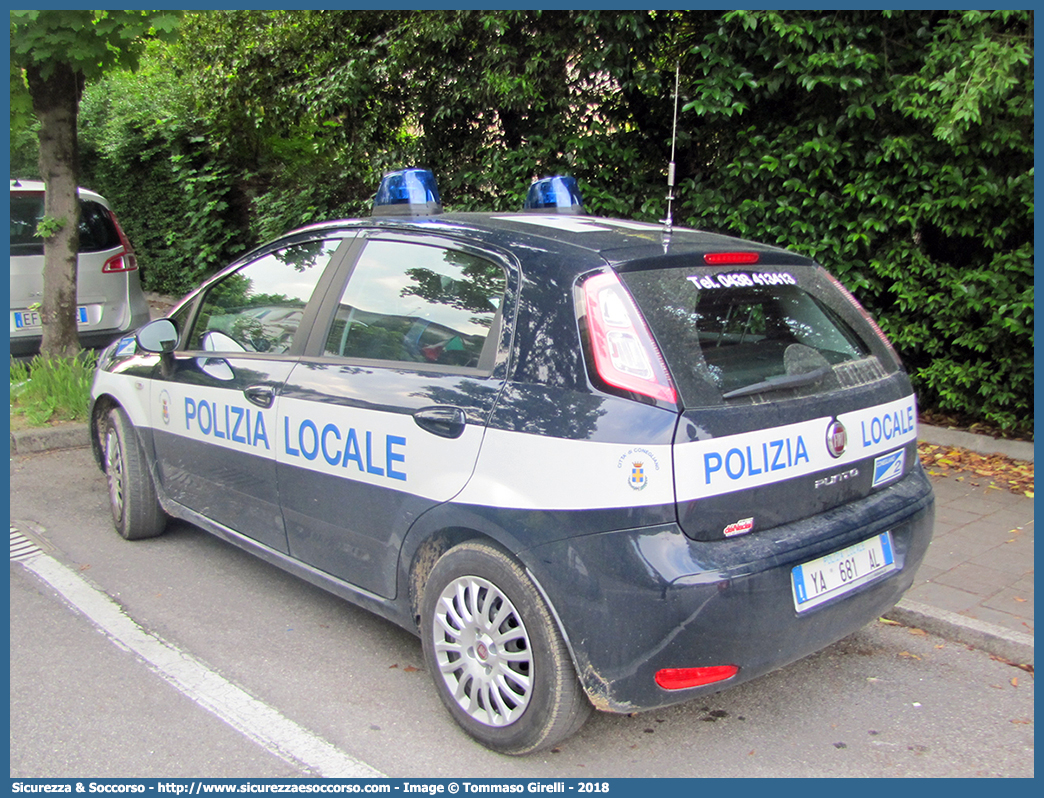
[655, 665, 739, 690]
[704, 252, 760, 265]
[582, 272, 677, 404]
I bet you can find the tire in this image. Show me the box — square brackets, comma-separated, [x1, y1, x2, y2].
[421, 541, 591, 755]
[103, 406, 167, 540]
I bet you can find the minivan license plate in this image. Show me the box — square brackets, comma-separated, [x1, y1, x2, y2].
[791, 531, 896, 612]
[12, 307, 89, 330]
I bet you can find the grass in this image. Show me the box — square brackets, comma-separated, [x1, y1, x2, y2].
[10, 352, 97, 430]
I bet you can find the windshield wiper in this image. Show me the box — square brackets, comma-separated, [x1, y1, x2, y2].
[721, 365, 832, 400]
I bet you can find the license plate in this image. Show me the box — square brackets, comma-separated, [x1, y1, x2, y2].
[791, 531, 896, 612]
[12, 307, 89, 330]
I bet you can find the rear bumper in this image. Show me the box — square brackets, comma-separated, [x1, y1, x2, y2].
[525, 466, 935, 713]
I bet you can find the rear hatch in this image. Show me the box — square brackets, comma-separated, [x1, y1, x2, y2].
[617, 253, 919, 541]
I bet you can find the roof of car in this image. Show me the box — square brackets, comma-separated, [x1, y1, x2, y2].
[10, 179, 108, 204]
[287, 212, 818, 271]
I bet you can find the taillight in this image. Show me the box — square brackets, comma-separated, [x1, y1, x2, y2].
[102, 252, 138, 273]
[581, 271, 677, 404]
[102, 209, 138, 273]
[824, 270, 899, 361]
[655, 665, 739, 690]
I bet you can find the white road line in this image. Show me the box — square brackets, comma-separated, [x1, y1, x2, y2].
[20, 552, 385, 778]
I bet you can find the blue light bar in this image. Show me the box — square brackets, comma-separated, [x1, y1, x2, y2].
[372, 168, 443, 216]
[523, 175, 584, 214]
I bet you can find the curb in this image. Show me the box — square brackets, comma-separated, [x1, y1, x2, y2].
[885, 599, 1034, 666]
[919, 423, 1033, 462]
[11, 423, 91, 455]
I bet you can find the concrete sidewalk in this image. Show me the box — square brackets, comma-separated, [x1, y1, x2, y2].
[11, 421, 1034, 665]
[885, 471, 1034, 665]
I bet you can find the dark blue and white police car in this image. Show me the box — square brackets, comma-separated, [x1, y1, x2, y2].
[90, 170, 934, 755]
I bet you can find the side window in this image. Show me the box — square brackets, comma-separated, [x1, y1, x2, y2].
[324, 240, 506, 369]
[188, 240, 339, 353]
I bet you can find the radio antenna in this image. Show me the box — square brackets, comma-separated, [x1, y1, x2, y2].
[662, 63, 681, 238]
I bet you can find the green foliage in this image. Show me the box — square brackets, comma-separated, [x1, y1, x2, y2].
[10, 10, 181, 139]
[10, 352, 98, 426]
[672, 10, 1033, 434]
[35, 215, 66, 239]
[64, 10, 1032, 433]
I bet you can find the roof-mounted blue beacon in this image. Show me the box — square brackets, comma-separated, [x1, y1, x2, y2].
[523, 175, 584, 214]
[372, 168, 443, 216]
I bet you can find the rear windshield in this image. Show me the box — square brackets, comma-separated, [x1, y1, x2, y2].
[10, 194, 121, 257]
[620, 265, 897, 407]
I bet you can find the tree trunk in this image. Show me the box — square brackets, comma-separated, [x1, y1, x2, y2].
[26, 61, 83, 359]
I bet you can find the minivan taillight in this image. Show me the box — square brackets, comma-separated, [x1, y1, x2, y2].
[102, 209, 138, 273]
[581, 272, 677, 404]
[102, 252, 138, 273]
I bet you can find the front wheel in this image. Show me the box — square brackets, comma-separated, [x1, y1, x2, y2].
[103, 406, 167, 540]
[421, 541, 591, 755]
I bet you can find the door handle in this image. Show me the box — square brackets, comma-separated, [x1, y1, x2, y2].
[244, 385, 275, 409]
[413, 406, 467, 439]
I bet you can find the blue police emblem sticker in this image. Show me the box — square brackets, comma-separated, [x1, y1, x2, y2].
[872, 449, 905, 487]
[159, 389, 172, 426]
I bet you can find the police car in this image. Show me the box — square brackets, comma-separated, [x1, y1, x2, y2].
[89, 170, 934, 755]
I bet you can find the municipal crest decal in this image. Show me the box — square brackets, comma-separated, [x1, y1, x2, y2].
[628, 461, 648, 491]
[159, 389, 171, 426]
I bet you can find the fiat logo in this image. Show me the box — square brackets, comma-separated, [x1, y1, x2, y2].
[826, 419, 847, 458]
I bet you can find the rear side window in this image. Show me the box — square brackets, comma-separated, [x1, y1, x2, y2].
[323, 239, 505, 370]
[79, 200, 121, 252]
[621, 266, 894, 407]
[10, 194, 120, 256]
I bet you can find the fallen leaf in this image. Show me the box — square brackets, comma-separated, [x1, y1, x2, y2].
[1011, 677, 1018, 688]
[918, 441, 1033, 496]
[908, 628, 927, 635]
[1014, 597, 1027, 603]
[880, 617, 901, 625]
[403, 665, 419, 672]
[388, 663, 399, 669]
[898, 651, 922, 660]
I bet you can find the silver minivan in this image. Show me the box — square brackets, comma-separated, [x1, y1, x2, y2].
[9, 179, 150, 357]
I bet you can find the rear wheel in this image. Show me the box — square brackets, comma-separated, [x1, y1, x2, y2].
[421, 541, 591, 755]
[104, 406, 166, 540]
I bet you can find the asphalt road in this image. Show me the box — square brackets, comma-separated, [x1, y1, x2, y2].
[10, 447, 1034, 778]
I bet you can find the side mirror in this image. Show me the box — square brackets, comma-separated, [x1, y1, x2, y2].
[136, 319, 179, 354]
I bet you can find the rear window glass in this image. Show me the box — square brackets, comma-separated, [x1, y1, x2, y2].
[620, 266, 893, 407]
[10, 194, 120, 256]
